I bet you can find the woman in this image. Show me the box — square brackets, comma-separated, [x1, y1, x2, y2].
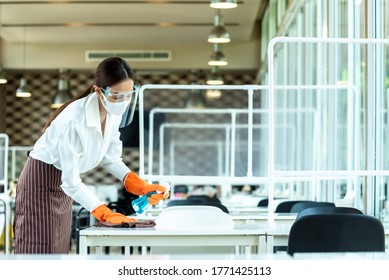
[13, 57, 168, 254]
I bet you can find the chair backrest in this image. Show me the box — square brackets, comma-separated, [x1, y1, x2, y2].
[167, 199, 229, 214]
[187, 195, 221, 204]
[275, 200, 310, 213]
[257, 198, 268, 207]
[296, 206, 363, 220]
[287, 214, 385, 256]
[74, 206, 92, 254]
[107, 202, 126, 214]
[290, 201, 335, 213]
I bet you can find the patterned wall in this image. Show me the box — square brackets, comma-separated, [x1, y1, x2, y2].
[2, 69, 257, 184]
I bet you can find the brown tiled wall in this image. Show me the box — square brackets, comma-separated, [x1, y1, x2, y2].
[1, 69, 257, 184]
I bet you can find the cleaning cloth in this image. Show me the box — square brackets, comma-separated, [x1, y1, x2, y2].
[95, 220, 156, 228]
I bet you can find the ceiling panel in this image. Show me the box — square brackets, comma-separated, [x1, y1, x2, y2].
[0, 0, 262, 45]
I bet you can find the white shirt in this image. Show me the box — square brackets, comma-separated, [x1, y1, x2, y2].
[30, 92, 131, 211]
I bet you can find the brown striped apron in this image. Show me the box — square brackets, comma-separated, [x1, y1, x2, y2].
[13, 156, 73, 254]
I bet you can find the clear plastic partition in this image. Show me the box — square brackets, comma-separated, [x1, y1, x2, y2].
[267, 37, 389, 217]
[0, 134, 9, 254]
[138, 85, 268, 189]
[0, 134, 9, 193]
[9, 146, 32, 181]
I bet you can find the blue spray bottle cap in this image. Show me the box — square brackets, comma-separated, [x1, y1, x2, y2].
[131, 191, 157, 214]
[131, 182, 171, 215]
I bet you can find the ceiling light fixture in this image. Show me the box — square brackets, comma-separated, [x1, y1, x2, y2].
[52, 69, 73, 109]
[208, 44, 228, 66]
[206, 66, 224, 85]
[210, 0, 238, 9]
[186, 82, 205, 109]
[206, 89, 222, 100]
[0, 64, 7, 84]
[16, 26, 31, 98]
[16, 78, 30, 97]
[208, 9, 230, 43]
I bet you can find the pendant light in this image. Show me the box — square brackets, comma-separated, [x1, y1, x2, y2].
[210, 0, 238, 9]
[16, 26, 31, 98]
[206, 66, 224, 85]
[16, 78, 31, 97]
[186, 82, 205, 109]
[208, 44, 228, 66]
[208, 9, 230, 44]
[0, 64, 6, 84]
[52, 69, 72, 109]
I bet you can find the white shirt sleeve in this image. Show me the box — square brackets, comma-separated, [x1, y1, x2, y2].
[58, 121, 104, 212]
[100, 128, 131, 182]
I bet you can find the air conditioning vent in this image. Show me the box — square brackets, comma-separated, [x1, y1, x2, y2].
[85, 50, 172, 62]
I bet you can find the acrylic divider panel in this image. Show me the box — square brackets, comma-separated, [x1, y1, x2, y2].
[138, 85, 269, 199]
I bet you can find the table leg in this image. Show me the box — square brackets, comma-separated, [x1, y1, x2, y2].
[79, 236, 87, 255]
[96, 246, 103, 254]
[258, 235, 267, 254]
[266, 235, 274, 254]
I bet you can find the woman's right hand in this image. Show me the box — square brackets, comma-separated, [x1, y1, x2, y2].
[91, 204, 137, 224]
[123, 172, 169, 204]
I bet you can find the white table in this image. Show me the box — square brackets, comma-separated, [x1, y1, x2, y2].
[231, 213, 296, 226]
[79, 224, 268, 255]
[143, 206, 268, 217]
[135, 212, 296, 227]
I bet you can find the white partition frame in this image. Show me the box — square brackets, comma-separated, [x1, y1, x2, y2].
[268, 36, 389, 219]
[0, 134, 9, 194]
[9, 146, 33, 180]
[139, 84, 269, 187]
[0, 133, 10, 254]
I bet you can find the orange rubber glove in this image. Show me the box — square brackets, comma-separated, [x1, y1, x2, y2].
[91, 204, 137, 224]
[124, 172, 169, 205]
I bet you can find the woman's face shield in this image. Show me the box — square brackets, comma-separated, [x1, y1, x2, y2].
[100, 83, 140, 128]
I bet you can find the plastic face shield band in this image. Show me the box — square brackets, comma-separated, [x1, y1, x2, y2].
[100, 86, 137, 103]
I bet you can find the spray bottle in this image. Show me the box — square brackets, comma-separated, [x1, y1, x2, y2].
[131, 182, 170, 215]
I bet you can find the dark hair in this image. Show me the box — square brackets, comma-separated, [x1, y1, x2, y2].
[43, 57, 135, 131]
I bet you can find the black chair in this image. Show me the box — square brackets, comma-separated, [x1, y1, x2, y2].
[272, 200, 312, 252]
[296, 206, 363, 220]
[107, 202, 126, 214]
[257, 198, 268, 207]
[287, 214, 385, 256]
[290, 201, 335, 213]
[275, 200, 310, 213]
[74, 206, 91, 254]
[187, 195, 221, 204]
[167, 199, 229, 214]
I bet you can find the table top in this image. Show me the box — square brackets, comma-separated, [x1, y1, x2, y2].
[231, 213, 297, 219]
[133, 212, 297, 220]
[79, 223, 268, 236]
[143, 206, 269, 216]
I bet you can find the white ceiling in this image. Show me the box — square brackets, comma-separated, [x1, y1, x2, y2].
[0, 0, 266, 70]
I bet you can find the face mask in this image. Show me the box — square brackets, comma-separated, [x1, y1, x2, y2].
[100, 94, 130, 116]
